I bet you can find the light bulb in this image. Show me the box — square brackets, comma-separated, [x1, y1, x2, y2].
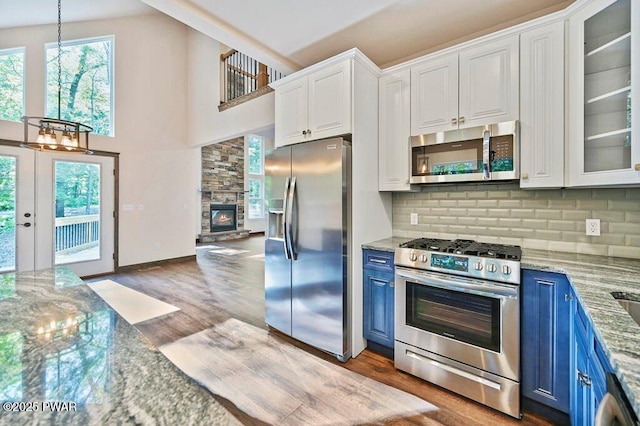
[421, 161, 427, 174]
[36, 127, 46, 144]
[61, 131, 73, 150]
[48, 132, 58, 150]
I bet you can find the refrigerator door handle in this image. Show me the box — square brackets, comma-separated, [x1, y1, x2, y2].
[282, 177, 291, 260]
[286, 176, 297, 260]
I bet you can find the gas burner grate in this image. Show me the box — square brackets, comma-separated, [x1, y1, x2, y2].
[462, 241, 522, 261]
[441, 239, 475, 254]
[400, 238, 522, 261]
[399, 238, 452, 251]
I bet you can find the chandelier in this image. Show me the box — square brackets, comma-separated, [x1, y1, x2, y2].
[21, 0, 93, 154]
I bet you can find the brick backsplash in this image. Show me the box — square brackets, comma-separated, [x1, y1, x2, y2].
[392, 182, 640, 259]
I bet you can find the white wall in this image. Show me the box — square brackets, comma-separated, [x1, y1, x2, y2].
[0, 14, 199, 267]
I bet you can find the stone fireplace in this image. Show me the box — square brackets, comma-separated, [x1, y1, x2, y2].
[199, 137, 250, 242]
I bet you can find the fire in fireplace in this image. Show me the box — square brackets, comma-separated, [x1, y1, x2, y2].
[210, 204, 238, 232]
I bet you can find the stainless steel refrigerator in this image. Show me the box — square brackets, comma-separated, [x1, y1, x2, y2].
[264, 137, 351, 361]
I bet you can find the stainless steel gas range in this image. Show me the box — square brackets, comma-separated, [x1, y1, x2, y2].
[394, 238, 522, 418]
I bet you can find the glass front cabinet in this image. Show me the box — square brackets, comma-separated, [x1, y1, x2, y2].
[568, 0, 640, 186]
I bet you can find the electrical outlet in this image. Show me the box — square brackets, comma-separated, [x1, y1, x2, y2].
[410, 213, 418, 225]
[586, 219, 600, 236]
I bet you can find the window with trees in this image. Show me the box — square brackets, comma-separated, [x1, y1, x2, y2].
[46, 36, 113, 136]
[247, 135, 264, 220]
[0, 48, 25, 122]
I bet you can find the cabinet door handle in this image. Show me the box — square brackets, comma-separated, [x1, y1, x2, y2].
[451, 118, 458, 125]
[369, 259, 387, 264]
[635, 164, 640, 171]
[521, 172, 529, 180]
[577, 370, 592, 387]
[390, 281, 395, 288]
[459, 116, 465, 124]
[565, 293, 574, 302]
[302, 130, 307, 136]
[307, 129, 311, 135]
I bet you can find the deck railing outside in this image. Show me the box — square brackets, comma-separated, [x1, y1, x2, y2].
[55, 214, 100, 254]
[220, 49, 285, 104]
[0, 213, 99, 271]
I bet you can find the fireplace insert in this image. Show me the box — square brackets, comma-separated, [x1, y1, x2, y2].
[210, 204, 237, 232]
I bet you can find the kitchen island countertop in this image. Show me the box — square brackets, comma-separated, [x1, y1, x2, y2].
[0, 267, 239, 425]
[363, 237, 640, 419]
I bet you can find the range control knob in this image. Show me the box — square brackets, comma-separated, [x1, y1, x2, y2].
[409, 253, 418, 262]
[474, 262, 483, 271]
[502, 265, 512, 275]
[486, 263, 497, 273]
[421, 254, 429, 263]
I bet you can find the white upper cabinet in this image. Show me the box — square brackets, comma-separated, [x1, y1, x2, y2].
[275, 78, 309, 146]
[275, 60, 351, 147]
[411, 55, 458, 134]
[458, 36, 520, 128]
[567, 0, 640, 186]
[411, 35, 519, 135]
[379, 69, 413, 191]
[520, 21, 565, 189]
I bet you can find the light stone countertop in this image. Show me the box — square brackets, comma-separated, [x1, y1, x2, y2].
[0, 267, 240, 425]
[362, 237, 640, 419]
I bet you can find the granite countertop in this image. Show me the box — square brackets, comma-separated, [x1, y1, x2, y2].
[362, 237, 640, 419]
[0, 267, 240, 425]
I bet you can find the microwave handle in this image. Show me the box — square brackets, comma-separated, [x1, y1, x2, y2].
[482, 129, 491, 180]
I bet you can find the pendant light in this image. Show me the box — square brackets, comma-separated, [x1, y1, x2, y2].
[21, 0, 93, 154]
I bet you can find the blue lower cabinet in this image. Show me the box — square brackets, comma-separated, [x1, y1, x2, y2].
[363, 250, 394, 349]
[522, 270, 571, 415]
[572, 324, 591, 426]
[570, 287, 613, 425]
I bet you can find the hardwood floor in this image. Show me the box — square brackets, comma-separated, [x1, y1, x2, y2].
[93, 235, 553, 426]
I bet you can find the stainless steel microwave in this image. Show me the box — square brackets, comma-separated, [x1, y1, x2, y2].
[410, 121, 519, 184]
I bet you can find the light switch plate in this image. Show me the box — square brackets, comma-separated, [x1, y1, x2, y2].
[410, 213, 418, 225]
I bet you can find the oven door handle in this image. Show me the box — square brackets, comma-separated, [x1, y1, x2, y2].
[396, 268, 518, 298]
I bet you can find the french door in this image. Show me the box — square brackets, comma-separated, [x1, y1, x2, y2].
[0, 145, 114, 276]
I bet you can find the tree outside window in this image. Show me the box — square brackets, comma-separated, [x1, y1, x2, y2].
[248, 135, 263, 175]
[0, 48, 25, 122]
[247, 135, 264, 220]
[46, 37, 113, 136]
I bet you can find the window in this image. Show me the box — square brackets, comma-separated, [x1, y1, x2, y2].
[0, 48, 25, 122]
[247, 135, 264, 219]
[46, 36, 113, 136]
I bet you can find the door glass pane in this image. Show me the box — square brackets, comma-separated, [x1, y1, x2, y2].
[0, 155, 16, 272]
[54, 161, 101, 265]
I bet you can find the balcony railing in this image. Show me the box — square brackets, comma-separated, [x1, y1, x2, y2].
[220, 49, 285, 105]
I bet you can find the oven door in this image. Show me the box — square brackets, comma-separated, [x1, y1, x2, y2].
[395, 266, 519, 381]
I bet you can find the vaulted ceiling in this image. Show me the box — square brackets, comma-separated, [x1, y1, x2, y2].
[1, 0, 575, 73]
